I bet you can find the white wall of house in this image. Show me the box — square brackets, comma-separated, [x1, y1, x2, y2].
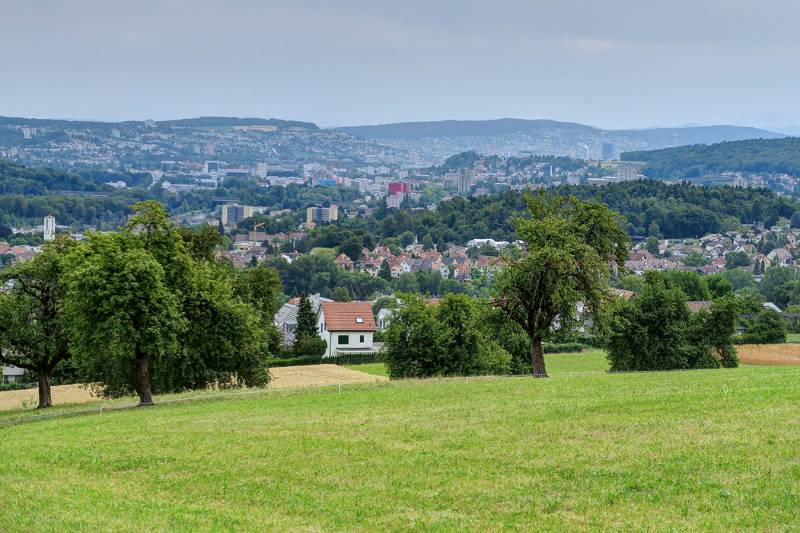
[317, 330, 373, 357]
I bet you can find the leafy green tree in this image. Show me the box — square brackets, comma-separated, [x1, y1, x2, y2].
[720, 269, 756, 291]
[645, 236, 660, 256]
[741, 309, 787, 344]
[682, 252, 709, 267]
[399, 231, 416, 248]
[331, 286, 353, 302]
[0, 237, 76, 408]
[384, 294, 448, 378]
[706, 273, 734, 298]
[378, 260, 392, 281]
[690, 296, 739, 367]
[339, 236, 363, 262]
[421, 234, 434, 251]
[664, 270, 711, 300]
[604, 272, 727, 371]
[759, 267, 798, 307]
[179, 224, 224, 262]
[65, 233, 181, 405]
[495, 193, 628, 377]
[725, 251, 750, 270]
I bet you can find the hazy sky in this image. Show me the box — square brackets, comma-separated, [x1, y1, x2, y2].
[2, 0, 800, 129]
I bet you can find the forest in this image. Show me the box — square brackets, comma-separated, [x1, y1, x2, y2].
[622, 137, 800, 178]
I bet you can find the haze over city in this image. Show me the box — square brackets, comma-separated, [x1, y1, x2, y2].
[2, 0, 800, 130]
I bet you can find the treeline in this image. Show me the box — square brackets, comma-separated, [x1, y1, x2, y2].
[264, 253, 478, 301]
[622, 137, 800, 179]
[323, 181, 799, 248]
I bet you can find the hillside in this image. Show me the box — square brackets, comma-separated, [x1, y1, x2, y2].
[362, 180, 800, 243]
[337, 118, 782, 163]
[2, 360, 800, 530]
[0, 115, 318, 131]
[622, 136, 800, 178]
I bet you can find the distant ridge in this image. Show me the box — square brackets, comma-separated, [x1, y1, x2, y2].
[337, 118, 782, 144]
[0, 115, 319, 131]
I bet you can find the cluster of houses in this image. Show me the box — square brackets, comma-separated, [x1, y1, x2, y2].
[334, 242, 498, 282]
[626, 225, 800, 277]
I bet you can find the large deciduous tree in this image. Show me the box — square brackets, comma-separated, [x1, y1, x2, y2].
[0, 237, 75, 408]
[65, 233, 181, 405]
[495, 193, 628, 377]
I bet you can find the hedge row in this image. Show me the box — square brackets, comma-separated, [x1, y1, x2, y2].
[542, 342, 586, 354]
[268, 352, 384, 368]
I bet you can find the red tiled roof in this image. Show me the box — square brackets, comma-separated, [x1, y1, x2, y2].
[320, 302, 376, 331]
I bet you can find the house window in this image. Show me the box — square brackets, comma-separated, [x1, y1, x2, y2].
[355, 317, 364, 324]
[359, 335, 365, 343]
[337, 334, 349, 345]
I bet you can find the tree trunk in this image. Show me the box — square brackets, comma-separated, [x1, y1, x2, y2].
[530, 335, 548, 378]
[134, 355, 155, 406]
[36, 370, 52, 409]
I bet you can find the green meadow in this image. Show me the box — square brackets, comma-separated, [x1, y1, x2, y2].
[2, 352, 800, 531]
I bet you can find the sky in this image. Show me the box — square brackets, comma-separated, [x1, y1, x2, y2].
[2, 0, 800, 130]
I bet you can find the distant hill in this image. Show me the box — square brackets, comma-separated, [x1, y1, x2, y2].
[338, 118, 780, 143]
[336, 118, 783, 164]
[622, 137, 800, 178]
[338, 118, 596, 140]
[0, 115, 319, 131]
[156, 116, 318, 130]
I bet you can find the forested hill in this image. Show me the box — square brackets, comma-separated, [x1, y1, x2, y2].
[338, 118, 780, 144]
[357, 181, 799, 245]
[622, 137, 800, 179]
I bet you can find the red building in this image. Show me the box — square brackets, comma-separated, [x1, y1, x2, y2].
[388, 182, 410, 194]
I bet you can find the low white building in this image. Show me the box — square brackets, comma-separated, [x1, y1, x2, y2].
[317, 302, 376, 357]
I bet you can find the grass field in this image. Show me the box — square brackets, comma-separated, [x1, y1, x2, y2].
[2, 352, 800, 531]
[345, 350, 610, 378]
[786, 333, 800, 343]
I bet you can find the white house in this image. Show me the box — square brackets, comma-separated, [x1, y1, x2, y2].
[317, 301, 376, 357]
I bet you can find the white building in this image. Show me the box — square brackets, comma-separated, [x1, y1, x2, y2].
[43, 215, 56, 241]
[316, 302, 376, 357]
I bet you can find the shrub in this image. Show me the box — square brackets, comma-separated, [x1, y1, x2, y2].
[740, 309, 787, 344]
[604, 272, 738, 371]
[293, 335, 327, 358]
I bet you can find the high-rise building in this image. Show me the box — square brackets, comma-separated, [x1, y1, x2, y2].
[256, 163, 268, 179]
[601, 142, 616, 161]
[221, 204, 260, 227]
[616, 164, 639, 181]
[204, 161, 221, 174]
[457, 171, 471, 194]
[306, 205, 338, 226]
[43, 215, 56, 241]
[388, 182, 410, 195]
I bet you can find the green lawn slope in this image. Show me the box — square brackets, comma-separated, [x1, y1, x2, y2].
[2, 360, 800, 530]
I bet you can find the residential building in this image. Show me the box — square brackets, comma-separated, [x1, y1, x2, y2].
[43, 215, 56, 241]
[221, 204, 264, 228]
[274, 294, 334, 347]
[316, 301, 376, 357]
[306, 205, 338, 226]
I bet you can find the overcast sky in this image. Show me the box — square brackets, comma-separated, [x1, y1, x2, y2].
[2, 0, 799, 129]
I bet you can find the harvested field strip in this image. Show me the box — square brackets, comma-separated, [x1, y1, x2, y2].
[737, 343, 800, 366]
